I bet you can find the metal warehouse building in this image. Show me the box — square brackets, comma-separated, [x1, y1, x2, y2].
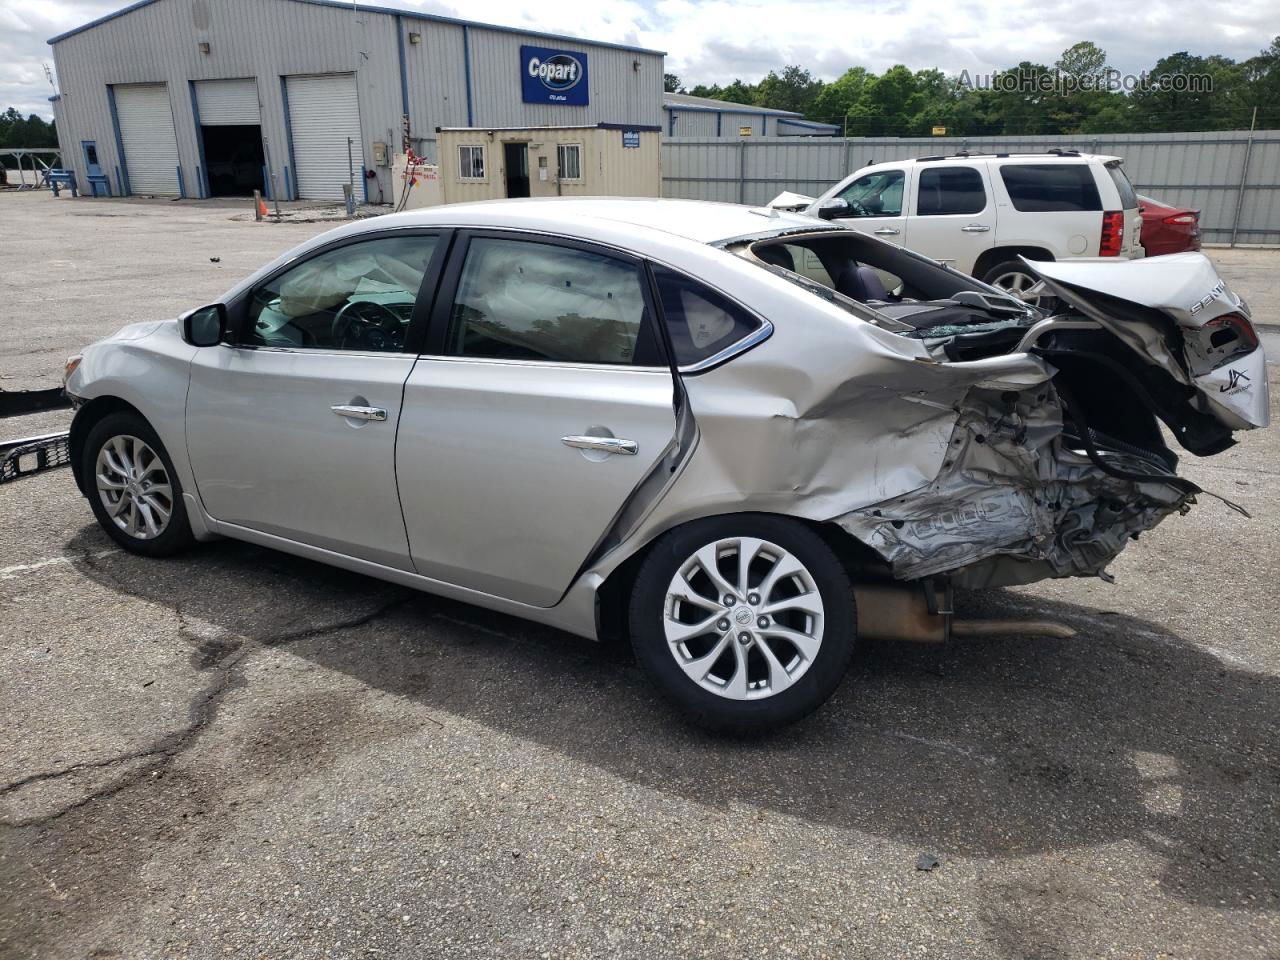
[48, 0, 665, 202]
[663, 93, 838, 138]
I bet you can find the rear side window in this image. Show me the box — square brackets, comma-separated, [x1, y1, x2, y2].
[653, 267, 761, 367]
[999, 164, 1101, 212]
[1106, 164, 1139, 209]
[446, 237, 648, 365]
[916, 166, 986, 215]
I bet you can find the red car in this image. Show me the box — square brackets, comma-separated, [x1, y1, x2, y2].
[1138, 194, 1201, 256]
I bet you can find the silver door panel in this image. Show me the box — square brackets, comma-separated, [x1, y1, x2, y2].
[186, 347, 417, 569]
[397, 358, 677, 606]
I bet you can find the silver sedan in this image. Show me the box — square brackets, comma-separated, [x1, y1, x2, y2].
[64, 198, 1268, 732]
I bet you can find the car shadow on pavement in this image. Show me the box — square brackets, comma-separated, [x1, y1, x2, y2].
[65, 526, 1280, 920]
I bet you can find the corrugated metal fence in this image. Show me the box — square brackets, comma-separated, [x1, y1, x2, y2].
[662, 130, 1280, 245]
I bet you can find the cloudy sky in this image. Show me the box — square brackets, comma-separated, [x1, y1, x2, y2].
[3, 0, 1275, 119]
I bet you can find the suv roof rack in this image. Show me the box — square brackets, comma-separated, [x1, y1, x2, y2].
[913, 149, 1088, 163]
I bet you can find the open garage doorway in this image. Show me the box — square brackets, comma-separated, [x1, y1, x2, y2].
[194, 79, 265, 198]
[201, 124, 265, 196]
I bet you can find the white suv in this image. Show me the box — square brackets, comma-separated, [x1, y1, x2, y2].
[801, 151, 1144, 301]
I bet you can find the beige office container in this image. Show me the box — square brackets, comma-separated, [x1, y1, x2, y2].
[435, 124, 660, 204]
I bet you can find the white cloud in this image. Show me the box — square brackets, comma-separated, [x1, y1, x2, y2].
[1, 0, 1273, 121]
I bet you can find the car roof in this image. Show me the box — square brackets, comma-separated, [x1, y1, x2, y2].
[855, 152, 1123, 174]
[352, 197, 827, 247]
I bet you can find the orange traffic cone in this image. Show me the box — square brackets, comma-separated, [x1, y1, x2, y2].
[258, 196, 270, 218]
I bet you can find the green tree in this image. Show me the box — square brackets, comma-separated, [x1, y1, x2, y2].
[809, 67, 869, 127]
[753, 65, 824, 115]
[663, 73, 683, 93]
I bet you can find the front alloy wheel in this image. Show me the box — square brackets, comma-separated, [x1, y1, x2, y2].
[630, 515, 856, 734]
[82, 411, 194, 557]
[96, 435, 173, 540]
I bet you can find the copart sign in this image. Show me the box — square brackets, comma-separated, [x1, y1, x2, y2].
[521, 45, 589, 105]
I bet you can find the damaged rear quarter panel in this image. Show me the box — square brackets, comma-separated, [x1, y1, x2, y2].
[611, 255, 1066, 561]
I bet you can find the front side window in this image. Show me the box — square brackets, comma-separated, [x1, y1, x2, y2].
[999, 164, 1101, 212]
[557, 143, 582, 180]
[447, 238, 648, 365]
[245, 235, 437, 352]
[653, 267, 762, 366]
[834, 170, 904, 217]
[458, 145, 485, 180]
[916, 166, 986, 216]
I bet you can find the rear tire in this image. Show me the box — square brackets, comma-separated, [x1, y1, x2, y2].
[982, 260, 1051, 308]
[628, 515, 856, 734]
[83, 411, 195, 557]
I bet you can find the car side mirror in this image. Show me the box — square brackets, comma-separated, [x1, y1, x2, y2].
[817, 198, 849, 221]
[181, 303, 227, 347]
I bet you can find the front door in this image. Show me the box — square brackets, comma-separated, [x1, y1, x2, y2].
[503, 142, 530, 198]
[397, 231, 677, 606]
[185, 231, 445, 569]
[825, 167, 907, 247]
[903, 163, 995, 273]
[81, 141, 103, 178]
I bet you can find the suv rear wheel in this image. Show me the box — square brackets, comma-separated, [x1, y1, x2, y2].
[628, 515, 856, 734]
[983, 260, 1050, 307]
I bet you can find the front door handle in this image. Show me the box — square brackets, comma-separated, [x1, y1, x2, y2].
[873, 227, 900, 236]
[961, 224, 991, 233]
[331, 404, 387, 422]
[561, 435, 638, 456]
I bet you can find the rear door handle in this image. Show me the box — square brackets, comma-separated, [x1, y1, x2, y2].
[961, 224, 991, 233]
[331, 404, 387, 422]
[873, 227, 900, 236]
[561, 435, 638, 456]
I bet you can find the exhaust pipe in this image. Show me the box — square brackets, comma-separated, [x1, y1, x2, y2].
[854, 581, 1076, 643]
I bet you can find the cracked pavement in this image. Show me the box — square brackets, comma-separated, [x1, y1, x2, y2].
[2, 192, 1279, 958]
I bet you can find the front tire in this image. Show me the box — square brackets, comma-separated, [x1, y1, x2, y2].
[83, 411, 195, 557]
[628, 515, 856, 734]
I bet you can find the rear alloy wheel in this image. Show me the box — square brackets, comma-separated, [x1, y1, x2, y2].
[83, 412, 194, 556]
[629, 516, 855, 734]
[983, 260, 1050, 308]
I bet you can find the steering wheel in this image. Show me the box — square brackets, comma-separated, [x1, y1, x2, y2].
[331, 300, 405, 351]
[843, 198, 869, 217]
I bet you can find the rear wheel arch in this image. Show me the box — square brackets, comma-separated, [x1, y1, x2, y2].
[972, 245, 1054, 281]
[593, 511, 883, 645]
[70, 396, 146, 494]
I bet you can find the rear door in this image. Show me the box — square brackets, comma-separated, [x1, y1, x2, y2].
[992, 162, 1102, 258]
[397, 231, 677, 607]
[903, 163, 994, 272]
[186, 230, 446, 569]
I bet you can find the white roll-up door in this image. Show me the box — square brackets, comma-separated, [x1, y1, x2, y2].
[285, 73, 363, 201]
[114, 83, 180, 196]
[194, 79, 260, 125]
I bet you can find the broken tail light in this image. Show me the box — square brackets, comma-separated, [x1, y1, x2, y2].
[1099, 211, 1125, 257]
[1184, 312, 1259, 375]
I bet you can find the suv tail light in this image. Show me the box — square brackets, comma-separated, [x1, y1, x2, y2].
[1163, 212, 1198, 225]
[1099, 211, 1125, 256]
